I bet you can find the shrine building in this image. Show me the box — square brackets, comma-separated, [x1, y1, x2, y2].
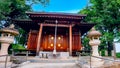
[13, 12, 94, 56]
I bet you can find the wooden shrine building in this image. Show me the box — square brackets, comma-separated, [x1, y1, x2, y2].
[13, 12, 94, 56]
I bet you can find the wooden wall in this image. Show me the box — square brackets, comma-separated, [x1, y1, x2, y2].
[72, 34, 81, 51]
[27, 30, 38, 50]
[27, 30, 82, 51]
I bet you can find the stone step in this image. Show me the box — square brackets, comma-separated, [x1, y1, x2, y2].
[17, 63, 80, 68]
[29, 59, 76, 63]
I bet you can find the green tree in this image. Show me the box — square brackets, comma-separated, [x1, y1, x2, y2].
[0, 0, 11, 20]
[0, 0, 49, 45]
[81, 35, 91, 51]
[79, 0, 120, 56]
[0, 0, 11, 28]
[0, 0, 49, 27]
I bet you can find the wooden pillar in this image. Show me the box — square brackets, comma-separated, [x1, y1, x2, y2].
[27, 31, 31, 49]
[36, 24, 43, 56]
[69, 25, 72, 56]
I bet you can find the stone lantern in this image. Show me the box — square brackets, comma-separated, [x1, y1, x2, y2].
[0, 24, 19, 62]
[88, 27, 104, 67]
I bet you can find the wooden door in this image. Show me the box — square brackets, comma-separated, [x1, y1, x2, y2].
[27, 30, 38, 50]
[42, 34, 68, 51]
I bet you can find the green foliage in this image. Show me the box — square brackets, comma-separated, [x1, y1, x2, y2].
[99, 32, 114, 50]
[100, 50, 105, 56]
[82, 36, 91, 51]
[0, 0, 49, 44]
[116, 53, 120, 58]
[0, 0, 11, 20]
[0, 0, 49, 26]
[11, 44, 26, 50]
[79, 0, 120, 27]
[0, 0, 49, 20]
[10, 43, 26, 53]
[15, 28, 27, 45]
[79, 0, 120, 52]
[9, 0, 31, 19]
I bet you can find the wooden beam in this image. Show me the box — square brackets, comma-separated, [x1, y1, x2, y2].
[38, 23, 74, 27]
[69, 25, 72, 56]
[36, 24, 43, 56]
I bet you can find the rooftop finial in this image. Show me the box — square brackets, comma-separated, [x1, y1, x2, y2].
[88, 27, 101, 38]
[91, 27, 95, 31]
[9, 24, 15, 28]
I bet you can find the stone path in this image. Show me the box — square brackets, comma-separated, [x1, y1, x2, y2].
[15, 57, 80, 68]
[1, 56, 120, 68]
[17, 63, 80, 68]
[28, 58, 77, 63]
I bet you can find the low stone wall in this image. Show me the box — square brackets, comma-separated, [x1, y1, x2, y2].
[101, 62, 120, 68]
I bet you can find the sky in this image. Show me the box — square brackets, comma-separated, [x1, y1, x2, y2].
[32, 0, 88, 13]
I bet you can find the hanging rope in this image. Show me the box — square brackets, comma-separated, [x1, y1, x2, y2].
[53, 20, 58, 54]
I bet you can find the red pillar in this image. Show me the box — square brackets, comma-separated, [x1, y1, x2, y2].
[36, 24, 43, 56]
[69, 25, 72, 56]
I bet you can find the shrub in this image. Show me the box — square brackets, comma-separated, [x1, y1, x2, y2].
[100, 50, 105, 56]
[116, 53, 120, 58]
[12, 44, 26, 50]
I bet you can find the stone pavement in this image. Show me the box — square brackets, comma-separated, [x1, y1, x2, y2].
[1, 56, 120, 68]
[16, 57, 80, 68]
[17, 63, 80, 68]
[27, 57, 77, 63]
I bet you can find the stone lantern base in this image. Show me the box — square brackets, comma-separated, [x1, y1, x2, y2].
[90, 57, 104, 67]
[0, 55, 11, 68]
[0, 56, 11, 62]
[0, 62, 12, 68]
[0, 43, 11, 62]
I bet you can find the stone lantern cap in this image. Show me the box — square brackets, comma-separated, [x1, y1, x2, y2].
[0, 24, 19, 35]
[88, 27, 101, 38]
